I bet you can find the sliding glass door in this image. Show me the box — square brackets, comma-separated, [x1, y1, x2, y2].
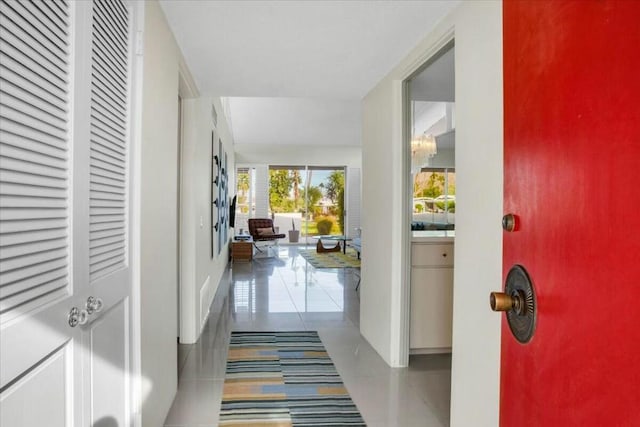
[268, 166, 345, 244]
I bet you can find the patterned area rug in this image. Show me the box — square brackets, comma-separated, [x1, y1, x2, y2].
[298, 249, 361, 268]
[219, 331, 365, 426]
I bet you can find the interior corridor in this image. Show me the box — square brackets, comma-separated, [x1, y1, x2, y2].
[164, 246, 452, 426]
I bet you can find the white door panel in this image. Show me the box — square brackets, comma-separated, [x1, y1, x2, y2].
[0, 298, 76, 390]
[0, 344, 72, 427]
[88, 299, 128, 427]
[0, 0, 136, 425]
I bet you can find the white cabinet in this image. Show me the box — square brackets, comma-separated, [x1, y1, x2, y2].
[410, 241, 454, 352]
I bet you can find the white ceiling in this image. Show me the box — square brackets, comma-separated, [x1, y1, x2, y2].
[229, 98, 361, 146]
[160, 1, 460, 145]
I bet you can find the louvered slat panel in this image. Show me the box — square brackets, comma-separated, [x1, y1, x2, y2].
[90, 249, 124, 269]
[1, 156, 67, 180]
[89, 0, 128, 281]
[90, 221, 125, 233]
[0, 0, 69, 319]
[1, 75, 67, 121]
[91, 137, 125, 160]
[91, 100, 126, 135]
[89, 214, 124, 224]
[93, 30, 127, 75]
[45, 0, 68, 22]
[90, 208, 124, 218]
[0, 238, 66, 260]
[91, 191, 125, 202]
[11, 1, 67, 50]
[90, 241, 124, 257]
[90, 182, 125, 196]
[89, 234, 125, 250]
[0, 170, 66, 189]
[0, 121, 67, 152]
[254, 166, 270, 217]
[0, 208, 66, 221]
[0, 218, 67, 234]
[0, 247, 67, 275]
[0, 256, 66, 287]
[1, 143, 66, 171]
[1, 271, 66, 299]
[91, 193, 125, 203]
[91, 153, 125, 173]
[1, 101, 67, 140]
[0, 228, 67, 247]
[1, 130, 67, 160]
[90, 200, 123, 209]
[0, 196, 66, 209]
[0, 91, 67, 131]
[1, 1, 68, 62]
[33, 1, 67, 32]
[91, 171, 125, 186]
[89, 257, 124, 279]
[0, 54, 66, 104]
[94, 2, 127, 47]
[90, 121, 125, 149]
[91, 74, 126, 120]
[0, 277, 67, 314]
[1, 24, 68, 78]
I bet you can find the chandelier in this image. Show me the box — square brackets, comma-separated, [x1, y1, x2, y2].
[410, 100, 437, 174]
[411, 133, 437, 173]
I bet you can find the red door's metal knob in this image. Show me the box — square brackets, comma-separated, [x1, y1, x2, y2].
[502, 213, 518, 232]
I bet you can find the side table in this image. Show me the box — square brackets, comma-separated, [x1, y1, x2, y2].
[232, 238, 253, 262]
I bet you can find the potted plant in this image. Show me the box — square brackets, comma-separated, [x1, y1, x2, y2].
[288, 219, 300, 243]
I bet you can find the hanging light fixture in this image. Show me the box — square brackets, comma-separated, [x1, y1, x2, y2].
[411, 101, 438, 174]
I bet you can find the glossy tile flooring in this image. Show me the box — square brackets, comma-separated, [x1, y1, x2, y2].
[165, 245, 451, 427]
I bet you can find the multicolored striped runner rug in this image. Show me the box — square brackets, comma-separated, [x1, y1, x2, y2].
[219, 331, 366, 426]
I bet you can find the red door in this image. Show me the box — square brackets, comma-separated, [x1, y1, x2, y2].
[502, 1, 640, 425]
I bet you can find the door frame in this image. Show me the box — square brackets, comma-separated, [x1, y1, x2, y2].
[130, 2, 145, 425]
[393, 29, 456, 367]
[401, 38, 456, 362]
[176, 60, 199, 344]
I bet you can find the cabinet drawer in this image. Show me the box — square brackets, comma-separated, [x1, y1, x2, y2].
[411, 243, 454, 267]
[410, 267, 454, 349]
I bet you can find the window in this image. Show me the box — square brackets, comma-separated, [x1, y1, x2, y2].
[412, 168, 455, 228]
[268, 166, 345, 243]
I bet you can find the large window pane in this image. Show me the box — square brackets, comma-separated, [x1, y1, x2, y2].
[266, 166, 345, 243]
[412, 168, 455, 228]
[269, 166, 306, 243]
[235, 167, 255, 233]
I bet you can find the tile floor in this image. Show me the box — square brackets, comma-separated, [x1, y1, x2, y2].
[165, 245, 451, 427]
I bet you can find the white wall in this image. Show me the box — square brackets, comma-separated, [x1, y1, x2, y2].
[139, 1, 179, 426]
[361, 2, 503, 427]
[180, 97, 235, 343]
[235, 144, 361, 168]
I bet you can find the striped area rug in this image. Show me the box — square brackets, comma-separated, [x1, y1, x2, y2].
[219, 331, 366, 426]
[298, 249, 361, 269]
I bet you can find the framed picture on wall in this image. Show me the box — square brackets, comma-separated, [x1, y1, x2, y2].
[211, 131, 219, 258]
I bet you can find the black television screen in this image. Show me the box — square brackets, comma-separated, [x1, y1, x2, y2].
[229, 195, 237, 228]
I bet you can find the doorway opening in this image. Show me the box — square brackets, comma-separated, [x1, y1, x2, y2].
[403, 40, 455, 371]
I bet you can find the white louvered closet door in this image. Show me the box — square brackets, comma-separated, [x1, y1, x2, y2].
[0, 1, 136, 426]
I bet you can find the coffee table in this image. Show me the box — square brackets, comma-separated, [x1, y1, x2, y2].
[312, 235, 352, 254]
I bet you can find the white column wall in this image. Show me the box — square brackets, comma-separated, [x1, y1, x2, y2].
[361, 2, 503, 426]
[180, 97, 234, 344]
[139, 2, 179, 426]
